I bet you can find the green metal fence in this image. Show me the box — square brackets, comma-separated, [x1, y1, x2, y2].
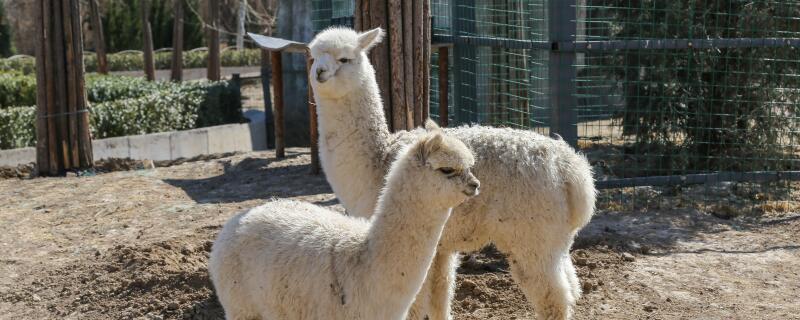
[312, 0, 800, 211]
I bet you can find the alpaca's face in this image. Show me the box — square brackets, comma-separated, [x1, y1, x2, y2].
[308, 27, 384, 99]
[416, 133, 480, 207]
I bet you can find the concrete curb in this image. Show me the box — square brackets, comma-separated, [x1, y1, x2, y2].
[0, 121, 268, 166]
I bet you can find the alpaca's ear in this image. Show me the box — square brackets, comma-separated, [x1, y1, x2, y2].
[424, 119, 440, 132]
[357, 28, 385, 52]
[419, 133, 444, 162]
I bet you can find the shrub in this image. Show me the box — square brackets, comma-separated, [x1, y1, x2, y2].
[0, 78, 243, 149]
[90, 86, 202, 139]
[0, 106, 35, 150]
[0, 74, 164, 108]
[2, 49, 261, 75]
[85, 75, 163, 103]
[0, 57, 35, 75]
[0, 72, 36, 108]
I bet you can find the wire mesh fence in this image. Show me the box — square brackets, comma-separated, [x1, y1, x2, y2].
[311, 0, 800, 213]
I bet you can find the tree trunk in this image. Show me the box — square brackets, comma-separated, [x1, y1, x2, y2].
[171, 0, 184, 81]
[88, 0, 108, 75]
[207, 0, 221, 81]
[141, 0, 155, 81]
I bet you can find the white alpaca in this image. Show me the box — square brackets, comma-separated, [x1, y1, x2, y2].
[309, 27, 597, 320]
[209, 130, 481, 320]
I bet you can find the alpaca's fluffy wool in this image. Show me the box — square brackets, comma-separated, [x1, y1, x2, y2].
[309, 27, 597, 320]
[209, 131, 480, 320]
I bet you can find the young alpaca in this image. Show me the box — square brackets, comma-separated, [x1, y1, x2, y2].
[309, 27, 596, 320]
[209, 130, 481, 320]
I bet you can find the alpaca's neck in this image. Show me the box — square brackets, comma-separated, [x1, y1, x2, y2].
[359, 169, 451, 303]
[314, 63, 394, 217]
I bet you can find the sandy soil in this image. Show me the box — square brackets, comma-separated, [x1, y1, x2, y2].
[1, 149, 798, 319]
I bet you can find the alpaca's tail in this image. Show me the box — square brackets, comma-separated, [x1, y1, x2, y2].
[563, 150, 597, 231]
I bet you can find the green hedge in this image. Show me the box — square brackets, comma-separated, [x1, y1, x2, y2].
[0, 106, 36, 150]
[0, 74, 164, 109]
[0, 78, 243, 150]
[85, 75, 162, 103]
[0, 72, 36, 107]
[0, 49, 261, 75]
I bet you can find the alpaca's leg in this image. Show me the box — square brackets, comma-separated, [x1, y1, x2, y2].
[503, 243, 575, 320]
[407, 251, 460, 320]
[562, 254, 582, 303]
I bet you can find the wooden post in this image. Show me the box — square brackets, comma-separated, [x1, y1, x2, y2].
[261, 49, 275, 149]
[207, 0, 221, 81]
[356, 0, 431, 131]
[422, 0, 431, 121]
[270, 51, 285, 158]
[89, 0, 108, 75]
[170, 0, 184, 81]
[141, 0, 155, 81]
[438, 46, 449, 127]
[35, 0, 93, 175]
[412, 0, 424, 126]
[306, 54, 320, 175]
[388, 0, 406, 131]
[356, 0, 392, 131]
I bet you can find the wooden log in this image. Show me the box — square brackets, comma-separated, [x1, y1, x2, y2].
[412, 0, 424, 126]
[68, 0, 92, 167]
[438, 46, 449, 127]
[207, 0, 221, 81]
[89, 0, 108, 75]
[388, 0, 406, 131]
[35, 0, 93, 175]
[366, 0, 392, 131]
[63, 0, 80, 166]
[306, 54, 320, 175]
[35, 0, 51, 172]
[422, 0, 431, 121]
[402, 0, 413, 129]
[52, 0, 70, 169]
[270, 51, 285, 158]
[141, 0, 155, 81]
[170, 0, 184, 81]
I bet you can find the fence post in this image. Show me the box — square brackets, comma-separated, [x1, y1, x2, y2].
[261, 49, 275, 149]
[207, 0, 221, 81]
[548, 0, 578, 148]
[270, 51, 285, 158]
[452, 0, 478, 125]
[88, 0, 108, 75]
[141, 0, 155, 81]
[306, 54, 320, 175]
[171, 0, 184, 81]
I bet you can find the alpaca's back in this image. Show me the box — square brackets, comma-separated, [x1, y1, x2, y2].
[209, 200, 369, 319]
[384, 125, 594, 238]
[446, 126, 595, 230]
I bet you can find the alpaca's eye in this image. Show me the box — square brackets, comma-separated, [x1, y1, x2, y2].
[339, 58, 351, 63]
[437, 167, 455, 175]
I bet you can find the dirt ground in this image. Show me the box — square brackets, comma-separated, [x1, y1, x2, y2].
[1, 149, 798, 320]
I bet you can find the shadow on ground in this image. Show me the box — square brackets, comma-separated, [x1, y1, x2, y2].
[163, 150, 334, 204]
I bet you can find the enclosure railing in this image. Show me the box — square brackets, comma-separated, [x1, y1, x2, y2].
[312, 0, 800, 195]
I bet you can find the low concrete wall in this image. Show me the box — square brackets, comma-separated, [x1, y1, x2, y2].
[0, 120, 268, 166]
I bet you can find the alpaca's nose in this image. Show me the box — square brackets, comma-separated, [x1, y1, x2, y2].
[465, 179, 480, 196]
[316, 68, 327, 83]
